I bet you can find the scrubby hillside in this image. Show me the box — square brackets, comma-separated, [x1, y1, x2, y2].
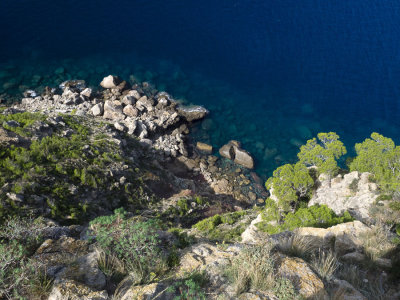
[0, 77, 399, 300]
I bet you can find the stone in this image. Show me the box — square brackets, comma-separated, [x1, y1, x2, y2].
[103, 100, 124, 120]
[90, 103, 103, 116]
[48, 279, 108, 300]
[241, 214, 269, 244]
[55, 67, 65, 75]
[4, 120, 20, 128]
[80, 88, 92, 98]
[309, 171, 378, 220]
[177, 105, 209, 122]
[114, 122, 126, 132]
[123, 104, 138, 117]
[330, 279, 367, 300]
[100, 75, 120, 89]
[278, 256, 328, 299]
[196, 142, 213, 154]
[341, 252, 367, 263]
[121, 95, 136, 106]
[234, 147, 254, 169]
[119, 282, 169, 300]
[219, 140, 254, 169]
[127, 89, 141, 100]
[294, 221, 370, 256]
[59, 80, 86, 92]
[56, 252, 106, 290]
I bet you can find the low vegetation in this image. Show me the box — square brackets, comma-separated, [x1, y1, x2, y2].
[257, 204, 353, 235]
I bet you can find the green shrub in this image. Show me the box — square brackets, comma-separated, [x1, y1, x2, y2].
[298, 132, 346, 176]
[192, 211, 250, 242]
[167, 271, 208, 300]
[168, 228, 196, 249]
[350, 132, 400, 193]
[257, 205, 353, 234]
[91, 211, 167, 284]
[193, 215, 222, 232]
[272, 277, 298, 300]
[266, 162, 314, 211]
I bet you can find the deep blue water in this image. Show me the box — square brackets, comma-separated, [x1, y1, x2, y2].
[1, 0, 400, 178]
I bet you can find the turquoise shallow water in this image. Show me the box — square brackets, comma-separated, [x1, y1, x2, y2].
[1, 1, 400, 178]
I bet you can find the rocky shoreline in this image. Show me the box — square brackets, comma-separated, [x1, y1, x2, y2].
[14, 75, 266, 204]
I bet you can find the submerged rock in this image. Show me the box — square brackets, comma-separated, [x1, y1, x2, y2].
[196, 142, 213, 154]
[177, 105, 209, 122]
[59, 80, 86, 92]
[219, 140, 254, 169]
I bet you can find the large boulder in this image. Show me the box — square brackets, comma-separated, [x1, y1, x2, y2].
[177, 105, 209, 122]
[48, 279, 108, 300]
[294, 221, 370, 256]
[308, 171, 378, 220]
[196, 142, 213, 154]
[219, 140, 254, 169]
[100, 75, 120, 89]
[103, 100, 125, 120]
[278, 256, 328, 299]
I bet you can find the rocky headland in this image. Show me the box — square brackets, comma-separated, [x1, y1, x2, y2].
[0, 75, 399, 300]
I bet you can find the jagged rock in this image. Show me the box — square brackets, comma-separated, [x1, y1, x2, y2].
[178, 243, 241, 277]
[48, 279, 108, 300]
[100, 75, 120, 89]
[219, 140, 254, 169]
[90, 103, 103, 116]
[80, 88, 92, 98]
[294, 221, 370, 255]
[103, 100, 124, 120]
[241, 214, 269, 244]
[341, 252, 367, 263]
[59, 80, 86, 92]
[56, 252, 106, 290]
[121, 95, 136, 106]
[196, 142, 213, 154]
[278, 256, 328, 299]
[123, 104, 138, 117]
[127, 89, 141, 100]
[212, 178, 232, 194]
[330, 279, 367, 300]
[177, 105, 209, 122]
[309, 171, 378, 220]
[114, 122, 126, 132]
[119, 282, 170, 300]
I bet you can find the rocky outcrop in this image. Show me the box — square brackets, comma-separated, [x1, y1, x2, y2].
[219, 140, 254, 169]
[278, 256, 328, 299]
[48, 280, 108, 300]
[309, 171, 378, 220]
[294, 221, 370, 255]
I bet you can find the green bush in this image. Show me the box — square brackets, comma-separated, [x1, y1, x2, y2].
[167, 271, 208, 300]
[266, 162, 314, 211]
[91, 211, 167, 284]
[350, 132, 400, 193]
[257, 204, 353, 234]
[298, 132, 346, 176]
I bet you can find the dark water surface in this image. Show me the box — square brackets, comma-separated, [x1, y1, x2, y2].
[1, 0, 400, 177]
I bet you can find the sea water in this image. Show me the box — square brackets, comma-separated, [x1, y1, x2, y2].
[1, 0, 400, 179]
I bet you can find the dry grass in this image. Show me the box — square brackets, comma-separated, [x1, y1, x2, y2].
[359, 224, 396, 263]
[311, 249, 339, 280]
[277, 234, 318, 259]
[95, 248, 125, 279]
[224, 244, 275, 295]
